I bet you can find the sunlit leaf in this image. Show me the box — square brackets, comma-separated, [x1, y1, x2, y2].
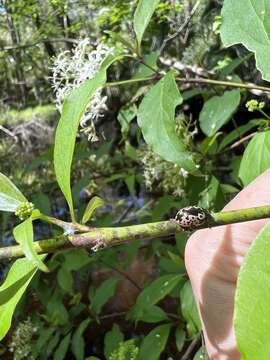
[0, 256, 45, 340]
[239, 130, 270, 186]
[199, 90, 241, 137]
[54, 54, 122, 221]
[235, 222, 270, 359]
[13, 218, 48, 272]
[137, 71, 196, 172]
[133, 0, 159, 49]
[220, 0, 270, 81]
[0, 172, 27, 212]
[82, 196, 104, 224]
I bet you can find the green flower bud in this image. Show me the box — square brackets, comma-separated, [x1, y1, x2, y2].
[246, 99, 265, 112]
[15, 202, 34, 220]
[258, 101, 265, 110]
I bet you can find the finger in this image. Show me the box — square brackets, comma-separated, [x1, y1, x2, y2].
[185, 168, 270, 359]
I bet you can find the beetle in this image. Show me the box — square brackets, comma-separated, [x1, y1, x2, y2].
[174, 206, 207, 230]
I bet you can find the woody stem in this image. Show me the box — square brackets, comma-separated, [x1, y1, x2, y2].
[1, 205, 270, 259]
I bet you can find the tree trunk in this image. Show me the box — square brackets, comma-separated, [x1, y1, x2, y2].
[34, 13, 56, 58]
[2, 0, 27, 105]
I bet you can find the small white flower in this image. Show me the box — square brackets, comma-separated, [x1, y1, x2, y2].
[180, 167, 189, 178]
[51, 39, 114, 141]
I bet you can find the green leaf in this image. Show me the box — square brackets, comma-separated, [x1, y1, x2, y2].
[133, 0, 159, 49]
[199, 90, 241, 136]
[218, 120, 260, 151]
[137, 71, 196, 172]
[182, 88, 206, 101]
[219, 53, 253, 77]
[137, 323, 171, 360]
[117, 104, 137, 136]
[234, 222, 270, 359]
[199, 175, 225, 211]
[194, 347, 209, 360]
[82, 196, 104, 224]
[132, 51, 160, 79]
[129, 274, 182, 319]
[175, 326, 185, 352]
[32, 192, 51, 215]
[200, 132, 222, 156]
[158, 257, 186, 274]
[220, 183, 239, 194]
[124, 174, 135, 197]
[136, 305, 169, 323]
[47, 333, 61, 355]
[180, 281, 201, 338]
[46, 293, 69, 326]
[0, 172, 27, 212]
[151, 195, 177, 221]
[104, 324, 124, 360]
[61, 249, 93, 271]
[239, 130, 270, 186]
[54, 54, 122, 221]
[90, 277, 118, 316]
[167, 251, 185, 268]
[57, 267, 73, 293]
[0, 256, 45, 340]
[125, 142, 139, 161]
[220, 0, 270, 81]
[13, 218, 48, 272]
[32, 327, 55, 358]
[54, 333, 71, 360]
[71, 318, 91, 360]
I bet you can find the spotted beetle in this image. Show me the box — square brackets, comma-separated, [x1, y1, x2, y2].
[174, 206, 207, 230]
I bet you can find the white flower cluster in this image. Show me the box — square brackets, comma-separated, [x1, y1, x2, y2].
[141, 147, 188, 198]
[51, 39, 113, 141]
[9, 318, 37, 359]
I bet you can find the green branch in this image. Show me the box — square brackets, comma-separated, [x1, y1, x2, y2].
[175, 77, 270, 93]
[211, 205, 270, 225]
[106, 76, 155, 87]
[106, 75, 270, 93]
[1, 205, 270, 260]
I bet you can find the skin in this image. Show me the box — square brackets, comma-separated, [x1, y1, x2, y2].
[185, 168, 270, 359]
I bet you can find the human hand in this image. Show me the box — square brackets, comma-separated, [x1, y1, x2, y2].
[185, 169, 270, 359]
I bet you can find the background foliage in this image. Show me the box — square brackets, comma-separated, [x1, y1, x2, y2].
[1, 0, 270, 359]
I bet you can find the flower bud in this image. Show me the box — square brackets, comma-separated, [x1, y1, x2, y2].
[15, 202, 34, 220]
